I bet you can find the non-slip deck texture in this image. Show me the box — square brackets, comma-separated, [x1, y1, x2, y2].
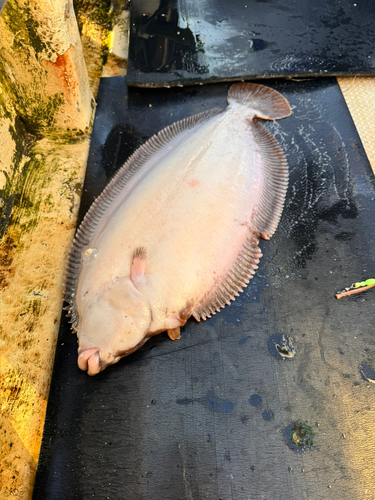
[33, 78, 375, 499]
[338, 77, 375, 173]
[127, 0, 375, 87]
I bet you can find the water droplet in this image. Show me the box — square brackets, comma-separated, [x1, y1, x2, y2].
[249, 394, 262, 407]
[262, 409, 274, 421]
[238, 336, 250, 345]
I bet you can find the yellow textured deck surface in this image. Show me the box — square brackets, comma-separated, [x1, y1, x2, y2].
[338, 76, 375, 174]
[0, 137, 90, 499]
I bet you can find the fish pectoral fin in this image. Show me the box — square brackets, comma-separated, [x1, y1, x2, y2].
[167, 327, 181, 341]
[131, 246, 147, 280]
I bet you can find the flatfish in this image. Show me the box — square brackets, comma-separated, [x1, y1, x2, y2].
[65, 83, 291, 375]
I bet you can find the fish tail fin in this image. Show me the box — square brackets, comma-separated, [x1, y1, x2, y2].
[227, 83, 291, 120]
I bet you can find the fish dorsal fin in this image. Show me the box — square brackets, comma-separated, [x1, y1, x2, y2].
[192, 118, 289, 322]
[64, 108, 223, 328]
[227, 83, 291, 120]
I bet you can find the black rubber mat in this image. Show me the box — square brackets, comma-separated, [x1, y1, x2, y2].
[33, 77, 375, 499]
[127, 0, 375, 87]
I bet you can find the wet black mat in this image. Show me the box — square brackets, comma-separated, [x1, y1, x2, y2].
[34, 77, 375, 499]
[127, 0, 375, 87]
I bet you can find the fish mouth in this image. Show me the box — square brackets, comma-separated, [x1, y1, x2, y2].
[78, 347, 101, 376]
[77, 336, 149, 375]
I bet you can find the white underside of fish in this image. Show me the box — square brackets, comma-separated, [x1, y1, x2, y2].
[65, 83, 291, 375]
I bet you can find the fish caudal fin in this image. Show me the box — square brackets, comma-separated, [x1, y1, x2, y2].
[227, 83, 291, 120]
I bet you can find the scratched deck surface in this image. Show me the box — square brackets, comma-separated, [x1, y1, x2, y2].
[33, 78, 375, 499]
[127, 0, 375, 87]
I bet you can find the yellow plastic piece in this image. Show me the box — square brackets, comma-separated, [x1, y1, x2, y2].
[338, 77, 375, 175]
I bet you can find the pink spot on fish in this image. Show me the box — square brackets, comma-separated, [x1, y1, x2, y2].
[187, 179, 200, 187]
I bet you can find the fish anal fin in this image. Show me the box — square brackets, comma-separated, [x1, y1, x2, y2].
[167, 327, 181, 341]
[131, 246, 147, 280]
[193, 236, 262, 321]
[260, 231, 271, 241]
[250, 119, 289, 240]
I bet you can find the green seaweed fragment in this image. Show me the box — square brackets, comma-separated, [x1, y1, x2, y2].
[290, 423, 314, 448]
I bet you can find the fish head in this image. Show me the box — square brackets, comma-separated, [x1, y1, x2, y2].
[76, 277, 151, 375]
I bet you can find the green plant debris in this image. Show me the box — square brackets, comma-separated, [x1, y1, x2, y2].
[74, 0, 114, 66]
[74, 0, 129, 75]
[75, 0, 113, 31]
[0, 53, 65, 133]
[290, 423, 314, 448]
[2, 3, 51, 57]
